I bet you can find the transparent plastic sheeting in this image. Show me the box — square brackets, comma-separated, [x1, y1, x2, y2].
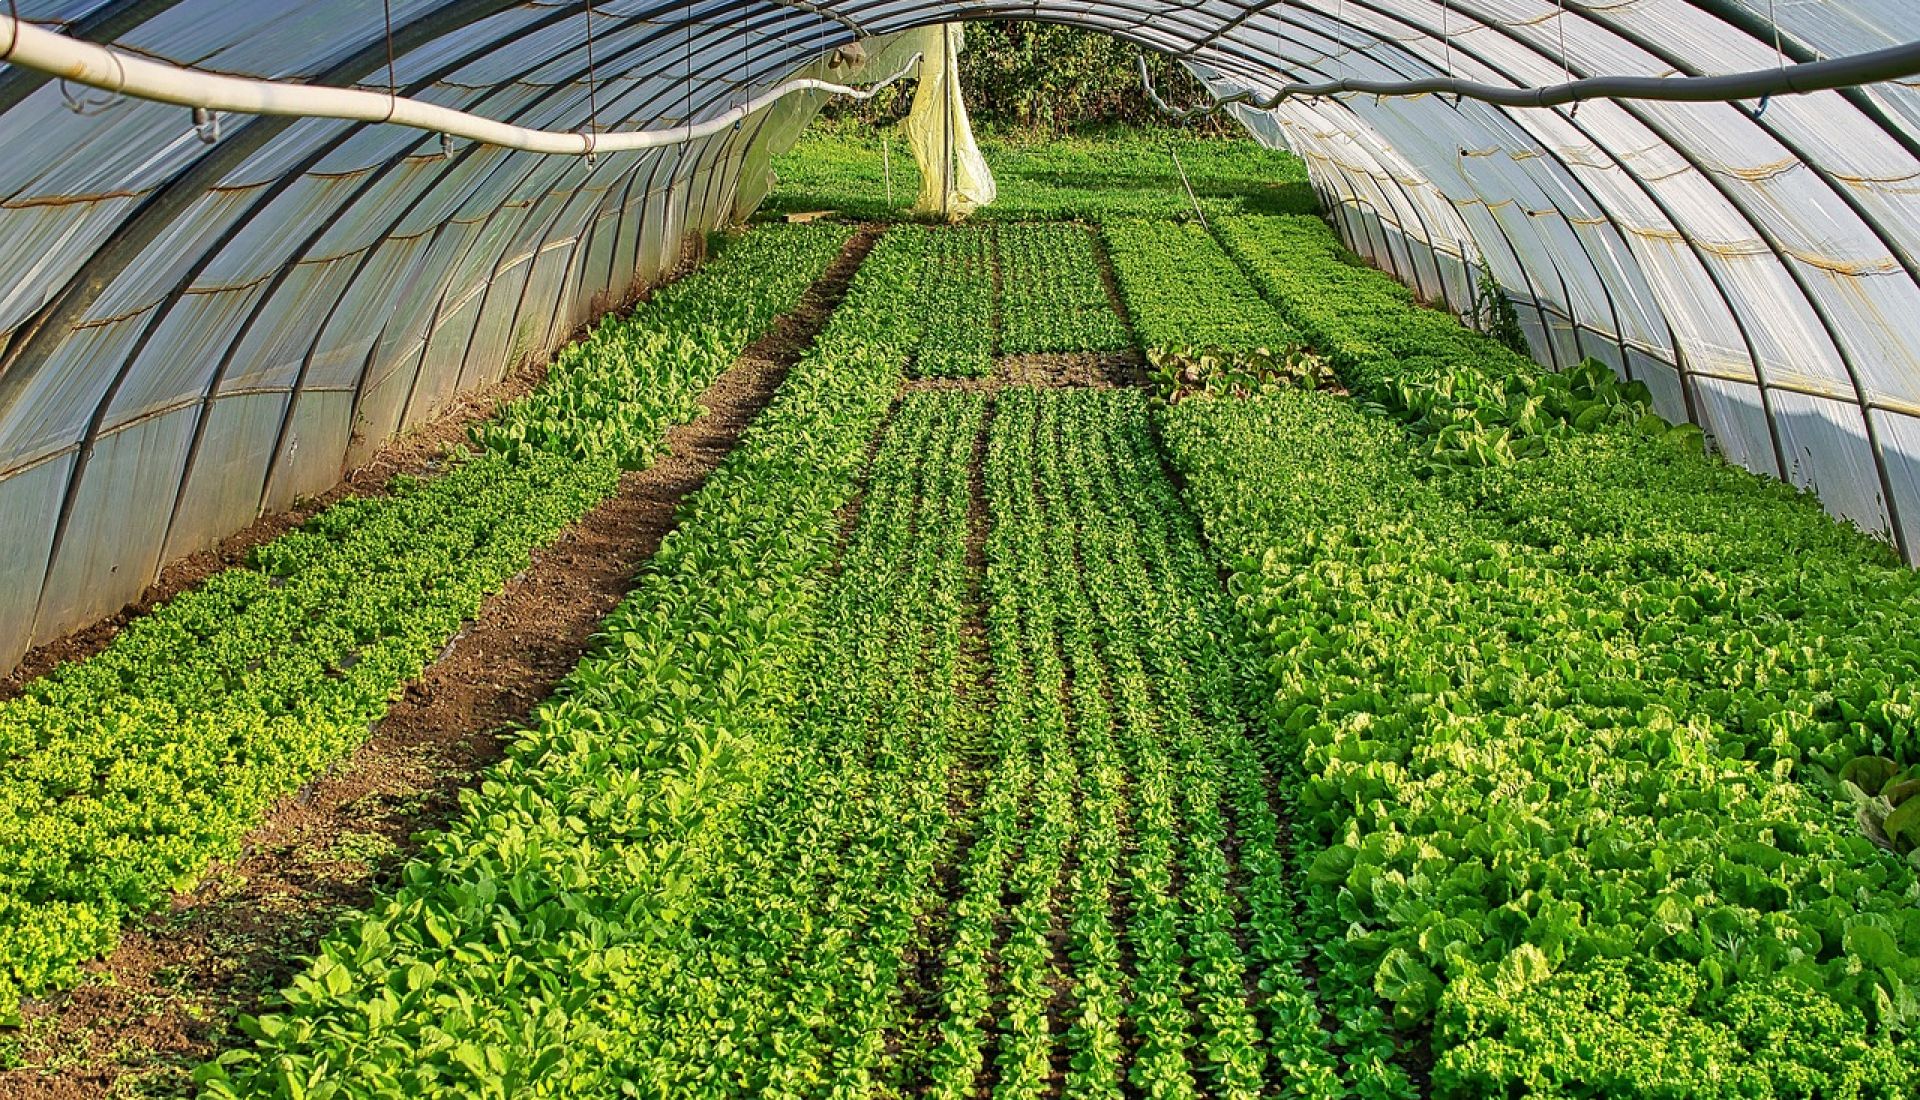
[0, 2, 1917, 672]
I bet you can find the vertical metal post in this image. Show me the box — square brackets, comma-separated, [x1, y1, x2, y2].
[942, 26, 956, 219]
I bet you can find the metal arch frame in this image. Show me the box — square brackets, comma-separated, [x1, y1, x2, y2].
[1255, 0, 1711, 430]
[1258, 14, 1666, 380]
[1242, 20, 1604, 371]
[1, 0, 1919, 643]
[1210, 39, 1582, 368]
[3, 0, 552, 622]
[1071, 0, 1915, 472]
[1288, 0, 1795, 479]
[1358, 0, 1910, 553]
[28, 0, 848, 597]
[266, 14, 797, 492]
[1542, 0, 1920, 545]
[1216, 0, 1822, 486]
[0, 0, 197, 114]
[37, 0, 672, 587]
[1209, 12, 1842, 501]
[1584, 5, 1920, 298]
[1162, 6, 1644, 377]
[0, 0, 538, 412]
[292, 1, 824, 442]
[149, 3, 831, 560]
[18, 0, 1766, 424]
[1685, 0, 1920, 162]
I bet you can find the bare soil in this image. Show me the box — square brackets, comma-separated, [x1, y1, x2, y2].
[998, 351, 1146, 390]
[0, 228, 876, 1100]
[902, 374, 1003, 394]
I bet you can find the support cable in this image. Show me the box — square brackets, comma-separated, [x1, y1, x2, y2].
[382, 0, 396, 105]
[583, 0, 599, 136]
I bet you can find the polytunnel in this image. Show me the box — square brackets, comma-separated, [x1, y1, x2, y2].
[15, 2, 1920, 1093]
[1, 1, 1919, 667]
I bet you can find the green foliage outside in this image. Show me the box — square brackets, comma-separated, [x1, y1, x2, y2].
[822, 21, 1219, 132]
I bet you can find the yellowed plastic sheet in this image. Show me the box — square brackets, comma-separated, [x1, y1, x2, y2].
[904, 24, 995, 219]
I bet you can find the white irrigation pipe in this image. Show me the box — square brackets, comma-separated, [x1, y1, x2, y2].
[0, 16, 919, 154]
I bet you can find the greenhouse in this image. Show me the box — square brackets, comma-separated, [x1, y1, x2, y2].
[4, 0, 1920, 1095]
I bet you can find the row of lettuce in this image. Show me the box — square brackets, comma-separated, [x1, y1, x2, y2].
[193, 223, 925, 1095]
[198, 340, 1364, 1097]
[0, 224, 851, 1020]
[872, 223, 1130, 379]
[1105, 215, 1675, 465]
[990, 389, 1351, 1096]
[1122, 212, 1920, 1092]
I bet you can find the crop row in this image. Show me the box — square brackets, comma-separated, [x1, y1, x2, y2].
[210, 380, 1356, 1095]
[549, 390, 983, 1094]
[861, 223, 1133, 378]
[1209, 215, 1920, 783]
[920, 387, 1346, 1097]
[995, 224, 1131, 356]
[1043, 389, 1357, 1098]
[762, 131, 1320, 224]
[915, 226, 997, 378]
[0, 224, 850, 1020]
[1212, 214, 1678, 465]
[1161, 389, 1920, 1095]
[197, 227, 904, 1097]
[1101, 219, 1301, 355]
[475, 227, 847, 466]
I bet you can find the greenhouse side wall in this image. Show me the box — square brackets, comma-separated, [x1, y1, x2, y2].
[0, 36, 894, 675]
[1209, 65, 1920, 565]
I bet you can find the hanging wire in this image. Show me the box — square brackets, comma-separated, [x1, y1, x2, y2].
[59, 77, 120, 115]
[1556, 0, 1570, 85]
[1556, 0, 1577, 117]
[1755, 0, 1783, 117]
[583, 0, 600, 136]
[29, 0, 121, 116]
[382, 0, 396, 102]
[580, 0, 601, 167]
[683, 0, 693, 128]
[1769, 0, 1786, 71]
[1167, 134, 1209, 231]
[1441, 0, 1453, 78]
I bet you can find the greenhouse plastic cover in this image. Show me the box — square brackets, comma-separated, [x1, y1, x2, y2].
[0, 1, 1917, 670]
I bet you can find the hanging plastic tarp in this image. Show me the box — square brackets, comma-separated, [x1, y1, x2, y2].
[904, 24, 995, 219]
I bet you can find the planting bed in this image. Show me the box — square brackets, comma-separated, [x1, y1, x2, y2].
[6, 136, 1920, 1100]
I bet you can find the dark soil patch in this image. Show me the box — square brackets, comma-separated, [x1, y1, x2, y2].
[998, 351, 1145, 390]
[0, 228, 873, 1100]
[902, 374, 1001, 394]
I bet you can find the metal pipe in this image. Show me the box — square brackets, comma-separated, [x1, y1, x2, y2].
[1136, 38, 1920, 116]
[0, 15, 918, 154]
